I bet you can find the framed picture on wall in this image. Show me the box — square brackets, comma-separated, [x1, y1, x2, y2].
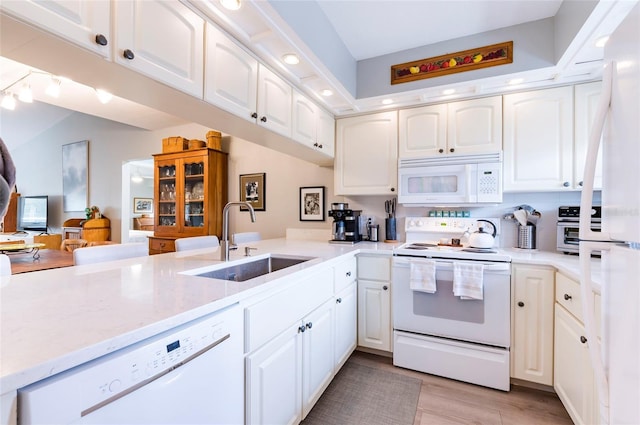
[239, 173, 266, 211]
[299, 186, 325, 221]
[133, 197, 153, 214]
[62, 140, 89, 212]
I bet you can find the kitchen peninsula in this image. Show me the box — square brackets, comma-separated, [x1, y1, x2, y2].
[0, 238, 597, 425]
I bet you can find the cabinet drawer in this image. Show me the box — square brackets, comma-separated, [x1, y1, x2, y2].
[357, 255, 390, 281]
[556, 273, 582, 322]
[334, 256, 356, 293]
[148, 237, 176, 254]
[245, 267, 333, 353]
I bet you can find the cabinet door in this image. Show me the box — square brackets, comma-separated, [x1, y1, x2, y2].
[398, 104, 447, 157]
[512, 265, 554, 385]
[155, 158, 178, 233]
[448, 96, 502, 155]
[257, 65, 292, 137]
[1, 0, 111, 58]
[503, 86, 573, 191]
[574, 82, 603, 190]
[335, 111, 398, 195]
[292, 90, 318, 148]
[334, 282, 357, 370]
[246, 325, 302, 425]
[204, 22, 258, 122]
[554, 305, 595, 425]
[317, 108, 335, 157]
[302, 300, 335, 418]
[357, 280, 391, 351]
[115, 0, 204, 97]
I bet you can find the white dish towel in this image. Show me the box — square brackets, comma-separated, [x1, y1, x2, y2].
[410, 259, 437, 293]
[453, 262, 484, 300]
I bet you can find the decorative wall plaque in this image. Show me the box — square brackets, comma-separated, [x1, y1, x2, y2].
[391, 41, 513, 84]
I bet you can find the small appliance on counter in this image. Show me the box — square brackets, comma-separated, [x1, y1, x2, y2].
[328, 203, 362, 244]
[557, 205, 601, 255]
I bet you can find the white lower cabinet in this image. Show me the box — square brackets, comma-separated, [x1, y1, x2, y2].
[511, 265, 555, 385]
[334, 281, 357, 369]
[246, 298, 335, 425]
[357, 255, 392, 351]
[554, 272, 600, 425]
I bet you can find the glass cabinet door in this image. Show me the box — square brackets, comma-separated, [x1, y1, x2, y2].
[183, 160, 205, 228]
[157, 162, 177, 228]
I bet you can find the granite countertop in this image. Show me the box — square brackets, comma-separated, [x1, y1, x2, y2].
[0, 238, 598, 395]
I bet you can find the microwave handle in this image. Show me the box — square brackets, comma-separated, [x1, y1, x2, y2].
[465, 164, 473, 203]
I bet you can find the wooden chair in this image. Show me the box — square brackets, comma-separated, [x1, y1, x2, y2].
[60, 239, 88, 252]
[87, 241, 118, 247]
[232, 232, 261, 244]
[174, 235, 220, 252]
[73, 243, 148, 266]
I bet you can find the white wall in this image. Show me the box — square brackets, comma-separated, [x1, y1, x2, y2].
[8, 109, 335, 242]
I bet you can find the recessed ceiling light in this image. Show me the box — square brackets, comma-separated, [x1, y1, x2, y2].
[95, 89, 113, 104]
[508, 78, 524, 85]
[282, 54, 300, 65]
[220, 0, 241, 10]
[321, 89, 333, 97]
[595, 36, 609, 48]
[442, 89, 455, 95]
[382, 99, 393, 105]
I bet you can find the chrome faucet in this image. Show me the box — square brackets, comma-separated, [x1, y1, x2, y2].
[220, 201, 256, 261]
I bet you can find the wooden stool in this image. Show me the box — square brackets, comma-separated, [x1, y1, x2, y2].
[60, 239, 88, 252]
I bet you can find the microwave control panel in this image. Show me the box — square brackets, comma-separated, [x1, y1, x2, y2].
[476, 163, 502, 203]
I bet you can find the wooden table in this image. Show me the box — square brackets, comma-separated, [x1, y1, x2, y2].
[9, 249, 74, 274]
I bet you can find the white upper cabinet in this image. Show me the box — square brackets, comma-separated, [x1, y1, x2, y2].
[447, 96, 502, 155]
[114, 0, 204, 98]
[398, 104, 447, 157]
[0, 0, 111, 59]
[503, 86, 574, 191]
[335, 111, 398, 195]
[256, 64, 293, 138]
[574, 81, 603, 190]
[292, 90, 335, 157]
[204, 22, 258, 122]
[398, 96, 501, 158]
[317, 108, 336, 157]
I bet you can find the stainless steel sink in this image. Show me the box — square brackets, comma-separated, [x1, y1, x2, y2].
[194, 255, 314, 282]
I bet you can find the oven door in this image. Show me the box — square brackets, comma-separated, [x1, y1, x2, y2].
[398, 163, 477, 205]
[392, 257, 511, 347]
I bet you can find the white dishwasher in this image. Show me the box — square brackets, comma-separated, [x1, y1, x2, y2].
[18, 304, 243, 425]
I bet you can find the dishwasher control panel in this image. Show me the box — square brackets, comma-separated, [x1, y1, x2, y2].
[18, 304, 240, 424]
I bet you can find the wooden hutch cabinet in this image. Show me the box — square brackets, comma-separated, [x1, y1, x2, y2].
[148, 148, 228, 254]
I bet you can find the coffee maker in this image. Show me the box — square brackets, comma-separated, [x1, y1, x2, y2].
[328, 203, 362, 244]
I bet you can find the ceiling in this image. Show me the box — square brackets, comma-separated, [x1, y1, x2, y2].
[314, 0, 563, 61]
[0, 0, 637, 149]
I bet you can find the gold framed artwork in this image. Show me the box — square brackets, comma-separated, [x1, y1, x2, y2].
[239, 173, 266, 211]
[391, 41, 513, 84]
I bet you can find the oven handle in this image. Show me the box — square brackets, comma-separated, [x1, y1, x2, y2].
[392, 257, 510, 272]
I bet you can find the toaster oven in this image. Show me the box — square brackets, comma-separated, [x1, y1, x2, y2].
[556, 206, 601, 255]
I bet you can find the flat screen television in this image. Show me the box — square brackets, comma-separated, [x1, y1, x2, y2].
[17, 195, 49, 233]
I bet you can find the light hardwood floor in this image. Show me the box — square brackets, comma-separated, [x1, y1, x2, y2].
[350, 351, 573, 425]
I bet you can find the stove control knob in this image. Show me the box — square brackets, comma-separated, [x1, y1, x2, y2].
[416, 220, 423, 227]
[407, 220, 415, 228]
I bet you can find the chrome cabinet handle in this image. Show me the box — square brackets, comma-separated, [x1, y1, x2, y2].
[260, 116, 267, 122]
[564, 293, 572, 300]
[438, 149, 444, 153]
[449, 148, 455, 153]
[580, 336, 587, 344]
[383, 285, 388, 291]
[123, 49, 135, 60]
[251, 112, 258, 119]
[306, 322, 313, 329]
[346, 271, 351, 277]
[517, 301, 524, 307]
[563, 181, 570, 187]
[298, 325, 306, 333]
[336, 298, 342, 304]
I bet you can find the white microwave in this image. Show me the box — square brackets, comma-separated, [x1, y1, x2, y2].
[398, 153, 503, 206]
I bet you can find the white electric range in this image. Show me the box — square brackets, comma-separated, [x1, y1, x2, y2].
[392, 217, 513, 391]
